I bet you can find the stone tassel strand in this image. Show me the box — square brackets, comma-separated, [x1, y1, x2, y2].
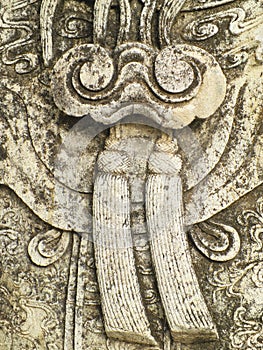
[93, 150, 157, 346]
[146, 136, 218, 344]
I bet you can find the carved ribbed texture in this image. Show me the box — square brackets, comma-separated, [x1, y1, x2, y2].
[93, 0, 131, 45]
[159, 0, 187, 46]
[93, 173, 156, 346]
[146, 174, 218, 344]
[140, 0, 157, 45]
[40, 0, 60, 66]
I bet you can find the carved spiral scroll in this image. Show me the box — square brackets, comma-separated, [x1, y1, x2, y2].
[56, 10, 93, 39]
[184, 8, 263, 41]
[190, 221, 241, 262]
[154, 46, 201, 95]
[52, 43, 226, 129]
[28, 229, 71, 267]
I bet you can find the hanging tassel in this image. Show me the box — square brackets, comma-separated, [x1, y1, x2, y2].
[93, 149, 156, 346]
[146, 136, 218, 344]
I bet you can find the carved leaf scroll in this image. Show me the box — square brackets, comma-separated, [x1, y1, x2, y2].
[184, 8, 263, 41]
[190, 221, 241, 262]
[28, 229, 70, 267]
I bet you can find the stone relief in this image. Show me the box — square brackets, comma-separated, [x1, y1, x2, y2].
[0, 0, 262, 349]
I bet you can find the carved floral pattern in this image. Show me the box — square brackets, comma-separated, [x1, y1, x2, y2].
[208, 198, 263, 349]
[0, 186, 68, 350]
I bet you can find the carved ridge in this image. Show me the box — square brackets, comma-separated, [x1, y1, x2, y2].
[93, 171, 156, 345]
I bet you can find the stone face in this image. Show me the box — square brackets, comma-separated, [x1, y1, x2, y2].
[0, 0, 263, 349]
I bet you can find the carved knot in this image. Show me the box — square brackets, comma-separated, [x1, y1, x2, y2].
[148, 135, 182, 175]
[97, 150, 131, 174]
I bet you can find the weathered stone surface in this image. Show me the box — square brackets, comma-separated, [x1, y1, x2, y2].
[0, 0, 262, 349]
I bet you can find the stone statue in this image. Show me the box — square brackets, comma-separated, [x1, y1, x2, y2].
[0, 0, 262, 349]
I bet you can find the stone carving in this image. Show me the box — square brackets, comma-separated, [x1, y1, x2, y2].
[0, 187, 66, 349]
[184, 8, 263, 40]
[28, 229, 70, 267]
[0, 0, 262, 349]
[207, 197, 263, 349]
[183, 6, 263, 68]
[0, 0, 39, 73]
[190, 221, 240, 261]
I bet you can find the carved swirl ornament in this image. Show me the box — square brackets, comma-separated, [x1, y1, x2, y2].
[51, 42, 226, 128]
[0, 0, 262, 349]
